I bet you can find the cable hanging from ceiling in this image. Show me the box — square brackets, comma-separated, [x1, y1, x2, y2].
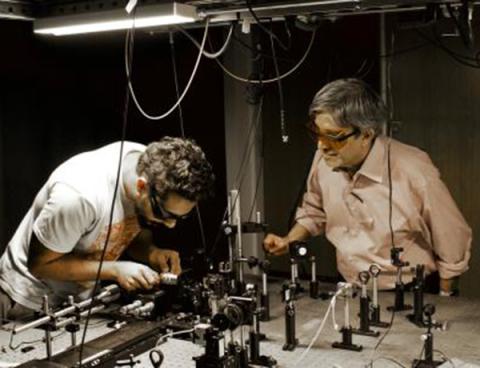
[126, 18, 210, 121]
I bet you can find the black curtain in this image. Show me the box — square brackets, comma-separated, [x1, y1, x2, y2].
[0, 20, 228, 264]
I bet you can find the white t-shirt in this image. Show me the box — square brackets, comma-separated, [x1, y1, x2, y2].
[0, 141, 145, 310]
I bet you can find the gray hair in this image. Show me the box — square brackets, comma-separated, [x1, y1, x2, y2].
[136, 137, 215, 201]
[308, 78, 388, 135]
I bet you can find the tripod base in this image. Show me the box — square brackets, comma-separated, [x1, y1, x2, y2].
[370, 320, 391, 328]
[387, 304, 412, 312]
[412, 359, 444, 368]
[250, 355, 277, 367]
[407, 314, 427, 327]
[352, 328, 380, 337]
[332, 341, 362, 352]
[282, 339, 298, 351]
[332, 327, 362, 352]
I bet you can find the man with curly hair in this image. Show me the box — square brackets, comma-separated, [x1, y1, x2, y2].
[0, 137, 214, 321]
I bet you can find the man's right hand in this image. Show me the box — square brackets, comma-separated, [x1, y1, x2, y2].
[263, 233, 290, 256]
[114, 261, 161, 292]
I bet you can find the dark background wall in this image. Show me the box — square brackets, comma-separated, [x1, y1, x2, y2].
[0, 20, 228, 266]
[388, 12, 480, 297]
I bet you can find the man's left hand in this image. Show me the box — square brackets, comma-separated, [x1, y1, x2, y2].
[150, 249, 182, 275]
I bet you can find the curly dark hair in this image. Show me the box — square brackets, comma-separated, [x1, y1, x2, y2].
[136, 137, 215, 202]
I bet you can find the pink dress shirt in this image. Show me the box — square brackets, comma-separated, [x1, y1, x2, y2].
[295, 135, 472, 289]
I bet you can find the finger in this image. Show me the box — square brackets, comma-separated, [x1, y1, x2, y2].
[263, 242, 274, 253]
[265, 241, 282, 254]
[126, 278, 141, 291]
[143, 268, 160, 286]
[157, 256, 169, 273]
[263, 234, 275, 247]
[272, 245, 288, 256]
[263, 240, 276, 253]
[168, 252, 182, 275]
[135, 273, 151, 289]
[120, 280, 132, 291]
[263, 234, 282, 253]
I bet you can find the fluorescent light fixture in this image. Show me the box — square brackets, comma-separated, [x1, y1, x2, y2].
[34, 2, 198, 36]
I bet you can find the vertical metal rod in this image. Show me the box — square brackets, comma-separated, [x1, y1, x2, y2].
[262, 271, 268, 295]
[290, 260, 296, 284]
[361, 284, 368, 299]
[43, 296, 53, 360]
[231, 189, 244, 284]
[68, 296, 77, 347]
[256, 211, 261, 223]
[372, 277, 378, 307]
[227, 194, 234, 269]
[311, 256, 316, 282]
[344, 294, 350, 328]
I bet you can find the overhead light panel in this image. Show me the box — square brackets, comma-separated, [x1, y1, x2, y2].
[34, 2, 198, 36]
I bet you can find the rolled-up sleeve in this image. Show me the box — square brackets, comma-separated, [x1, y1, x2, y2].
[418, 160, 472, 279]
[295, 150, 327, 237]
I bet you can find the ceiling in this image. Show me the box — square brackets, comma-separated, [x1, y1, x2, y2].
[0, 0, 472, 25]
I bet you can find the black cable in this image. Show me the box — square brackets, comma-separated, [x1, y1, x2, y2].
[269, 25, 288, 143]
[247, 148, 264, 221]
[416, 344, 426, 363]
[245, 0, 290, 51]
[387, 137, 395, 251]
[373, 306, 396, 352]
[380, 42, 430, 58]
[169, 31, 208, 253]
[169, 32, 186, 138]
[230, 32, 295, 63]
[149, 348, 165, 367]
[9, 330, 66, 351]
[368, 357, 408, 368]
[445, 3, 473, 49]
[77, 11, 134, 367]
[415, 28, 480, 68]
[434, 349, 456, 367]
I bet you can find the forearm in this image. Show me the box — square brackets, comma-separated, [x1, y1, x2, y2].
[30, 254, 118, 282]
[286, 223, 312, 242]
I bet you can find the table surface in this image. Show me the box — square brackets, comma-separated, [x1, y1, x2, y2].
[1, 279, 479, 368]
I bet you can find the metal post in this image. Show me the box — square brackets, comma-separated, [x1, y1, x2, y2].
[43, 295, 53, 360]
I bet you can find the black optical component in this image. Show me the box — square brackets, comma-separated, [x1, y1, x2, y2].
[289, 241, 309, 259]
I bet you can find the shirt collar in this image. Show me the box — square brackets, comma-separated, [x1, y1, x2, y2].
[355, 135, 387, 184]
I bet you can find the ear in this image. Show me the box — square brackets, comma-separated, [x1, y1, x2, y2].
[136, 177, 148, 197]
[362, 128, 375, 146]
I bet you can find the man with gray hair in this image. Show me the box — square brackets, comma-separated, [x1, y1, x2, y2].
[264, 78, 471, 294]
[0, 137, 214, 322]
